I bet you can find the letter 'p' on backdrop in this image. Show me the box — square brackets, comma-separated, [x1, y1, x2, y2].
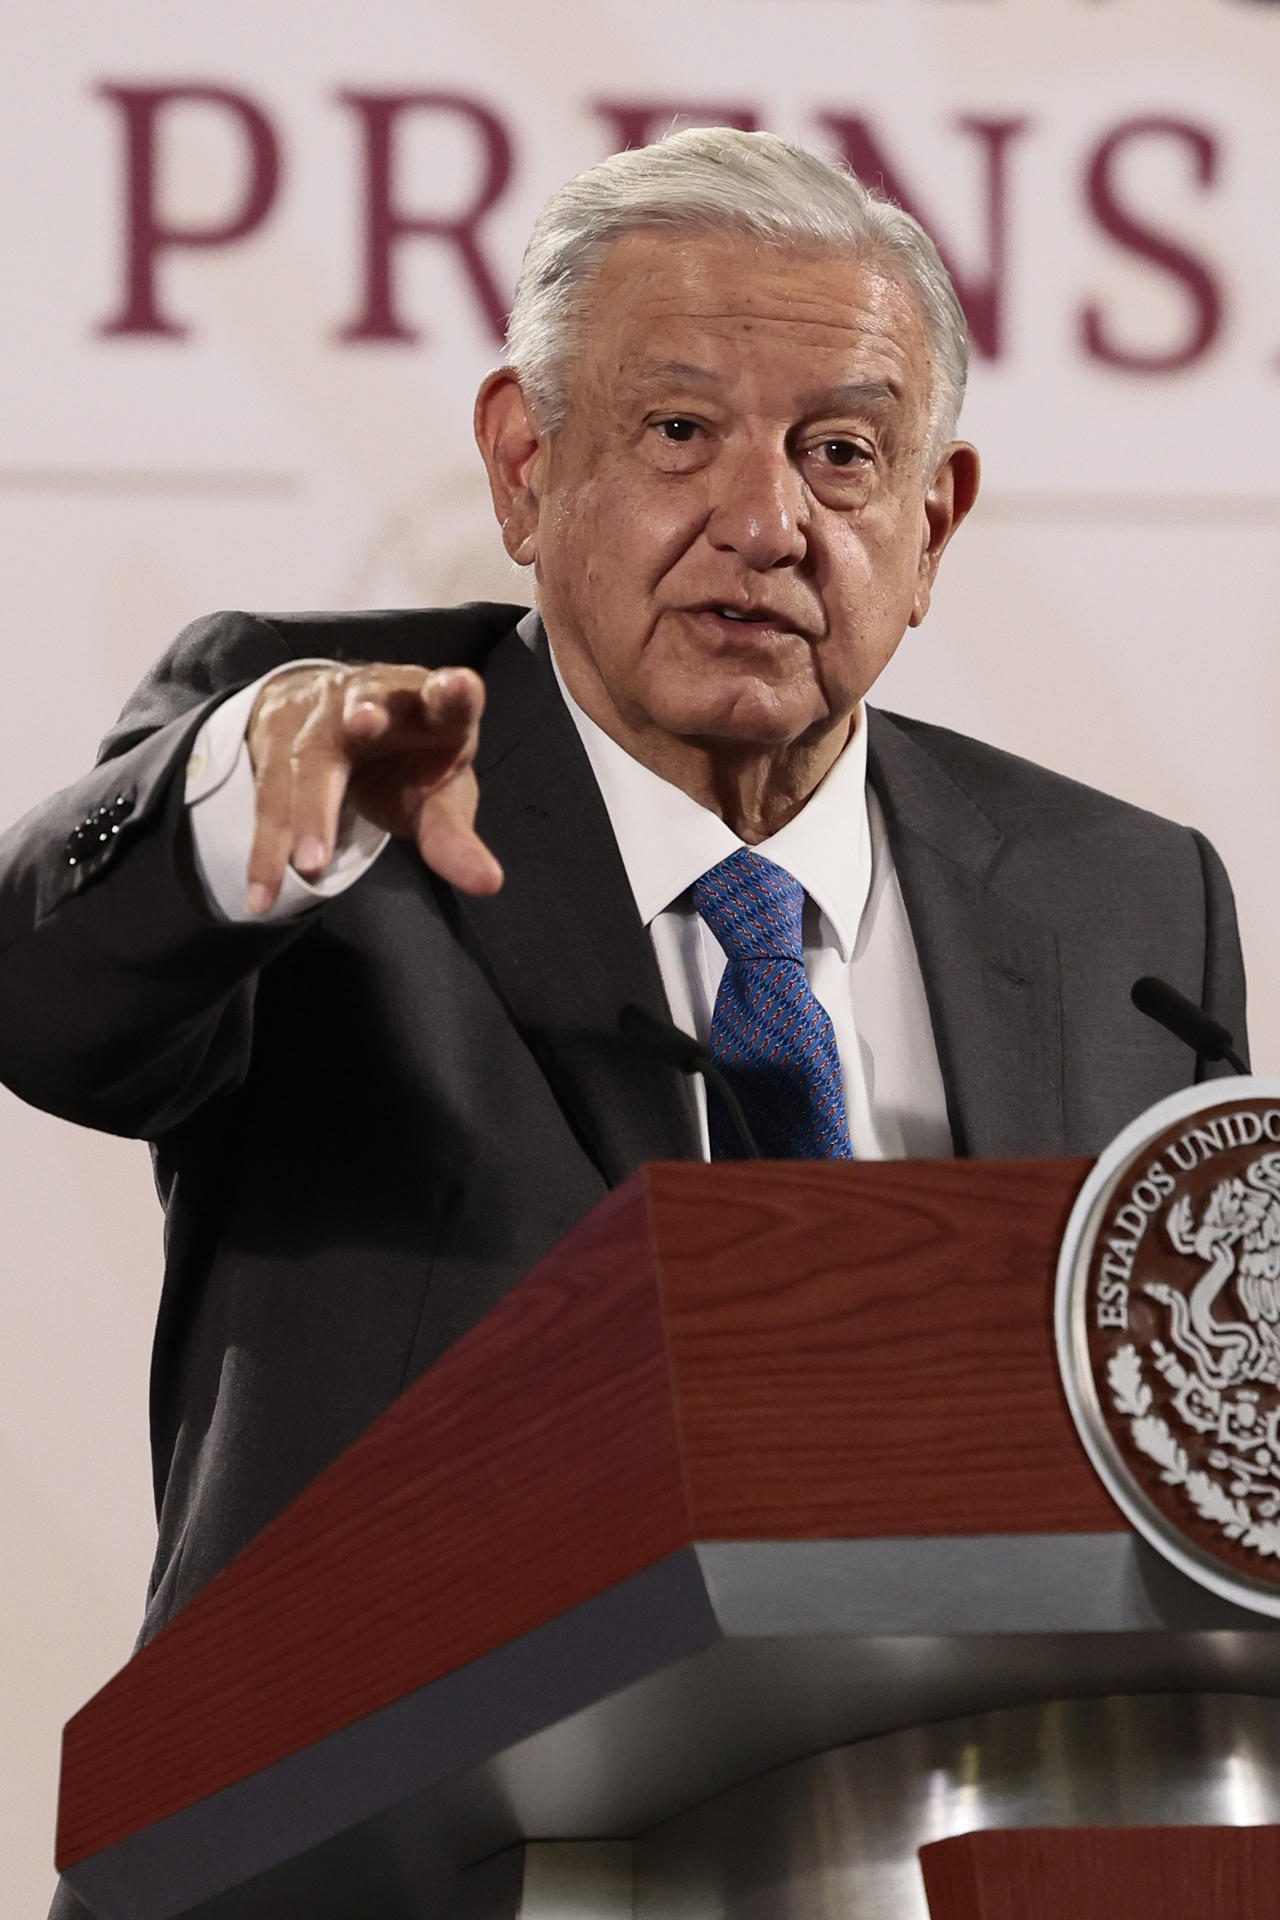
[1, 1, 1278, 1904]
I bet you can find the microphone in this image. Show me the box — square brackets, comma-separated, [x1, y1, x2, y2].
[618, 1003, 761, 1158]
[1131, 975, 1248, 1075]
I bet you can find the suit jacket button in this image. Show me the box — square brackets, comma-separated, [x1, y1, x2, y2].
[63, 787, 136, 870]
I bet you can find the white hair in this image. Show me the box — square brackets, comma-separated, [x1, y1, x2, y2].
[505, 126, 968, 464]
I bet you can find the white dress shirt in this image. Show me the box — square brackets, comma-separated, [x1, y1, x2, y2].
[548, 655, 951, 1160]
[186, 650, 952, 1160]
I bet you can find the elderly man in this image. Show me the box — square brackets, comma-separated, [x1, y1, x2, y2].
[0, 129, 1244, 1678]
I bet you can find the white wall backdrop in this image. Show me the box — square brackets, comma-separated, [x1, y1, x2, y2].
[3, 1, 1279, 1909]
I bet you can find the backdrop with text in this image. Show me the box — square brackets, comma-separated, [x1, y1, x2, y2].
[3, 2, 1278, 1908]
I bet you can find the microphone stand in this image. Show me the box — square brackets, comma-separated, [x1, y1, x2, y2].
[618, 1003, 761, 1159]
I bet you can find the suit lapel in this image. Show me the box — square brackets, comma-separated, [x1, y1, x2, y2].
[867, 710, 1066, 1159]
[456, 642, 1061, 1168]
[457, 620, 700, 1184]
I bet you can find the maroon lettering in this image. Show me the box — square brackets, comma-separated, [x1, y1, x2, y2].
[1080, 117, 1223, 372]
[96, 83, 281, 339]
[593, 101, 759, 152]
[336, 92, 513, 344]
[816, 114, 1028, 359]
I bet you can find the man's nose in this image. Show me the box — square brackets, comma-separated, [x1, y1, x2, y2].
[705, 443, 808, 570]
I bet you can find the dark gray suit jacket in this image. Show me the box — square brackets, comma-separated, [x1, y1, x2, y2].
[0, 601, 1246, 1642]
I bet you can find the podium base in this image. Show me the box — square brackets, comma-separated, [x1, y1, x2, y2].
[458, 1693, 1280, 1919]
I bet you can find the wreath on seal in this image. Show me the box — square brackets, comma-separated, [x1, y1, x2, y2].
[1106, 1344, 1280, 1558]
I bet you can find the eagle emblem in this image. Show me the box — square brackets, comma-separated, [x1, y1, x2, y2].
[1057, 1082, 1280, 1614]
[1109, 1150, 1280, 1556]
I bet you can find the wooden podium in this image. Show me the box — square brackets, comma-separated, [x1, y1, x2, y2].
[55, 1161, 1280, 1919]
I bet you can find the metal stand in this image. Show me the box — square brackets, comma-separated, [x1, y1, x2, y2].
[460, 1694, 1280, 1920]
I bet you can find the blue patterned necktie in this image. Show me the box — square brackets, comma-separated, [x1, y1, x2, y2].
[691, 849, 853, 1161]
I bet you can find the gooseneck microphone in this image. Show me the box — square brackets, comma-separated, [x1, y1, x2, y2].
[1131, 975, 1248, 1075]
[617, 1003, 761, 1159]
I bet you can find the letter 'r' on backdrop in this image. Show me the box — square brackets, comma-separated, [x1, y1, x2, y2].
[1, 1, 1279, 1910]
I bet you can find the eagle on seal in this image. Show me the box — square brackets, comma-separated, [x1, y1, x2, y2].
[1156, 1150, 1280, 1389]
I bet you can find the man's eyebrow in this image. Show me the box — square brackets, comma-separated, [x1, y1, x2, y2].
[623, 365, 906, 416]
[627, 360, 727, 391]
[796, 380, 903, 415]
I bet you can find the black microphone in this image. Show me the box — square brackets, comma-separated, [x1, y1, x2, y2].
[617, 1003, 761, 1158]
[1131, 975, 1248, 1075]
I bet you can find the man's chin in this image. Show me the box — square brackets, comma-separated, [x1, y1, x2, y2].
[659, 696, 838, 755]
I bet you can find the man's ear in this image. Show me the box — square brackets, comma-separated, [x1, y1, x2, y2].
[474, 370, 544, 567]
[909, 441, 981, 627]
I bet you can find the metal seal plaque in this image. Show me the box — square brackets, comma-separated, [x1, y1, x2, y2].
[1057, 1078, 1280, 1616]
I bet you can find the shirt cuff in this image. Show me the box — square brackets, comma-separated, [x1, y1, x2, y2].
[184, 661, 390, 924]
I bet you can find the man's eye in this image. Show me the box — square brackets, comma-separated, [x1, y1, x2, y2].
[655, 418, 699, 442]
[817, 439, 866, 467]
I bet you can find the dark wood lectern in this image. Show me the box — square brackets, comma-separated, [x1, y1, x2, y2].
[55, 1161, 1280, 1918]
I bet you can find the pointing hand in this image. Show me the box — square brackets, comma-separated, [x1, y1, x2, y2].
[244, 662, 502, 913]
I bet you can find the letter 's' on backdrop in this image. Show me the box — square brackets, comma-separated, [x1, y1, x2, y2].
[2, 1, 1278, 1907]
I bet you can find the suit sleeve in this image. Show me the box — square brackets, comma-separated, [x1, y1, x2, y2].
[0, 610, 315, 1136]
[1193, 827, 1250, 1076]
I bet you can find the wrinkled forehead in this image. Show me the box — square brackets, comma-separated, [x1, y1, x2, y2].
[567, 227, 935, 421]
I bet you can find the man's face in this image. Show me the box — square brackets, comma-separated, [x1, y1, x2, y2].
[480, 230, 976, 780]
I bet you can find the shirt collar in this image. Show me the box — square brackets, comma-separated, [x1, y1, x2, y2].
[547, 642, 873, 965]
[757, 716, 871, 963]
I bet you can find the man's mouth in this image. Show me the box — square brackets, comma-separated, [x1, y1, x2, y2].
[692, 603, 806, 635]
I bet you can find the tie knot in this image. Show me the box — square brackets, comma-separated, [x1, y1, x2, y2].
[691, 849, 805, 961]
